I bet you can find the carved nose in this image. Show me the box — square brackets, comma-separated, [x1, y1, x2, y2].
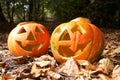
[69, 31, 81, 52]
[27, 32, 35, 40]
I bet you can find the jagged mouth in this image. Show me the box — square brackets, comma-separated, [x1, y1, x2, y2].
[58, 41, 92, 57]
[16, 41, 44, 52]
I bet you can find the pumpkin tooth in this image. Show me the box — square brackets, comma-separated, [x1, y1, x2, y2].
[78, 25, 86, 34]
[75, 49, 82, 56]
[37, 42, 44, 50]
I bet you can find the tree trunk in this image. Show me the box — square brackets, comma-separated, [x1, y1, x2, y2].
[28, 0, 33, 21]
[0, 3, 7, 22]
[6, 0, 15, 23]
[0, 2, 14, 33]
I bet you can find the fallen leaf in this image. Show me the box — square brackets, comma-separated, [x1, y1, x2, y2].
[31, 64, 50, 77]
[56, 57, 80, 76]
[34, 61, 51, 67]
[1, 74, 16, 80]
[47, 71, 61, 79]
[98, 74, 112, 80]
[97, 58, 114, 74]
[77, 59, 96, 70]
[112, 65, 120, 80]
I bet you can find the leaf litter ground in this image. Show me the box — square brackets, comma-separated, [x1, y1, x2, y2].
[0, 28, 120, 80]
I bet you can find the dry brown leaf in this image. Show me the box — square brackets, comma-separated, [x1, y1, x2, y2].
[108, 46, 120, 57]
[30, 54, 59, 79]
[98, 74, 112, 80]
[0, 62, 5, 67]
[112, 65, 120, 80]
[97, 58, 114, 74]
[57, 57, 80, 76]
[34, 61, 51, 67]
[34, 54, 57, 68]
[0, 74, 16, 80]
[111, 47, 120, 54]
[104, 47, 120, 65]
[47, 71, 61, 80]
[76, 68, 91, 80]
[31, 64, 50, 77]
[13, 56, 33, 64]
[21, 78, 34, 80]
[77, 60, 96, 70]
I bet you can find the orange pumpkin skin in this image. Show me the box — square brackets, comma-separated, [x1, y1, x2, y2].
[8, 22, 50, 57]
[50, 17, 105, 63]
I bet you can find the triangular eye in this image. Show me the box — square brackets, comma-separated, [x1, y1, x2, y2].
[35, 26, 42, 33]
[18, 27, 26, 34]
[59, 30, 70, 40]
[27, 32, 35, 40]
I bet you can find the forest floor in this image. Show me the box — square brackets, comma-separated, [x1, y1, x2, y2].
[0, 28, 120, 80]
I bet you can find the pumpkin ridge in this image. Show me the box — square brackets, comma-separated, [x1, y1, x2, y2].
[85, 24, 94, 62]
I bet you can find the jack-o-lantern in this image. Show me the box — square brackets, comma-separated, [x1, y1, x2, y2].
[50, 17, 105, 63]
[8, 22, 50, 57]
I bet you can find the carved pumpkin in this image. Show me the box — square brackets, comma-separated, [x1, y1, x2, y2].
[50, 17, 105, 63]
[8, 22, 50, 57]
